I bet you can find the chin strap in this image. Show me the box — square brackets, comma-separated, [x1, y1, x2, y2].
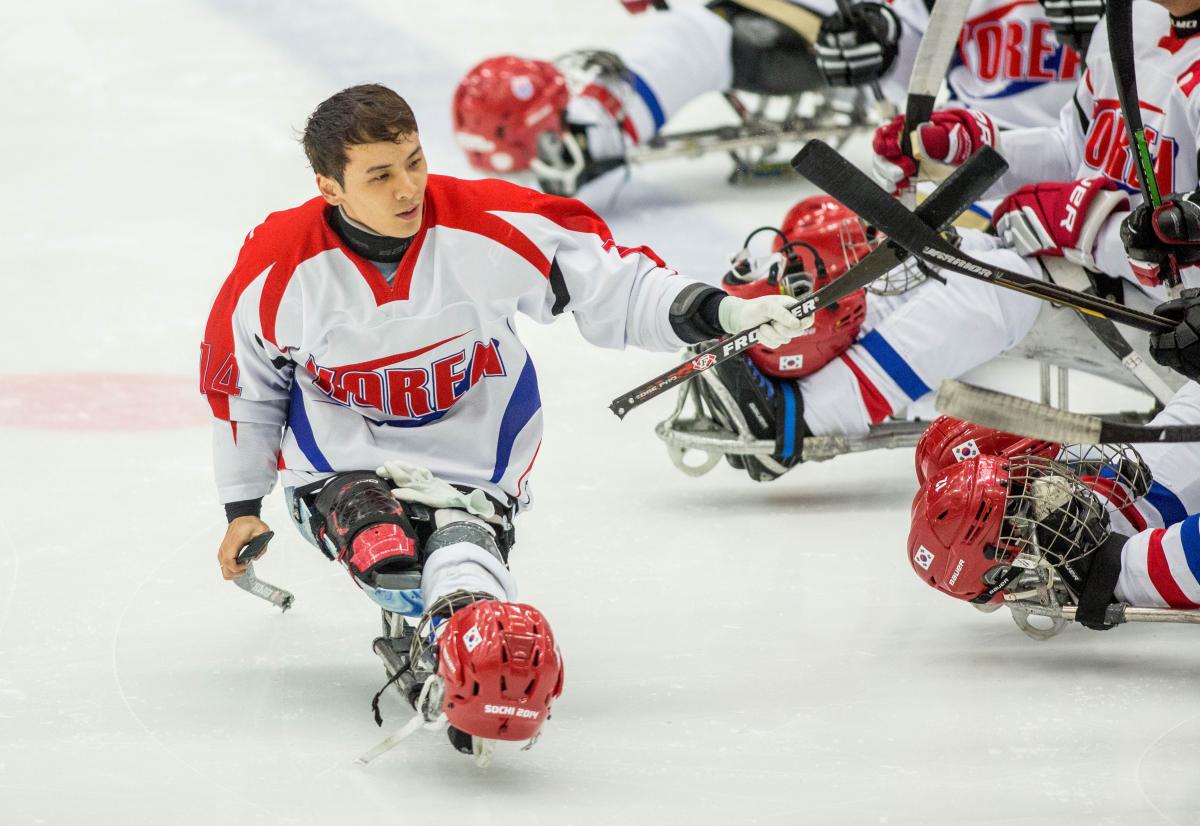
[1075, 532, 1127, 630]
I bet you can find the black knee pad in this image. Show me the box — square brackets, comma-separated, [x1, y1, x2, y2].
[708, 0, 825, 95]
[311, 471, 418, 566]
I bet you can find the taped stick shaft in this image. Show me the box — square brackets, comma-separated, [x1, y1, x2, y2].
[936, 379, 1200, 443]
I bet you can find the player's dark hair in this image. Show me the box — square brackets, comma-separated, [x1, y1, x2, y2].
[302, 84, 419, 186]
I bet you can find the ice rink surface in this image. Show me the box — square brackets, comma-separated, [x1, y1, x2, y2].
[1, 1, 1196, 824]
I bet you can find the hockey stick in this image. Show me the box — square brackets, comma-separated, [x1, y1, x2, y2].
[608, 144, 1009, 419]
[1039, 257, 1177, 404]
[936, 378, 1199, 443]
[791, 140, 1175, 333]
[899, 0, 972, 191]
[232, 531, 294, 612]
[1106, 0, 1181, 287]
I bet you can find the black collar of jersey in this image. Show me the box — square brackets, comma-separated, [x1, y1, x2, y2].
[326, 205, 413, 263]
[1171, 8, 1200, 39]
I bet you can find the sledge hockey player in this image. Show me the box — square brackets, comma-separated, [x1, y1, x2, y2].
[907, 411, 1200, 633]
[451, 0, 1094, 196]
[201, 83, 808, 758]
[683, 0, 1200, 483]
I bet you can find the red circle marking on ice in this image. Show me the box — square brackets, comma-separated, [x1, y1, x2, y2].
[0, 373, 210, 431]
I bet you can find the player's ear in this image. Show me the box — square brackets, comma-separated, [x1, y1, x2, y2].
[317, 174, 345, 206]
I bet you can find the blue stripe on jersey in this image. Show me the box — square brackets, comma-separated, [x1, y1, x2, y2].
[968, 202, 992, 221]
[779, 381, 798, 460]
[491, 357, 541, 484]
[1179, 515, 1200, 586]
[859, 330, 931, 401]
[629, 71, 666, 131]
[288, 382, 333, 473]
[1145, 480, 1188, 527]
[975, 79, 1043, 100]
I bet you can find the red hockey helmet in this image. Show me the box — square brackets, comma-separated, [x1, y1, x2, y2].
[909, 454, 1110, 605]
[437, 600, 564, 742]
[722, 196, 872, 379]
[908, 455, 1025, 604]
[774, 195, 878, 279]
[914, 415, 1060, 486]
[452, 56, 569, 173]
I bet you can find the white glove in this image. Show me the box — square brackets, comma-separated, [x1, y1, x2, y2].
[717, 294, 811, 349]
[375, 460, 495, 518]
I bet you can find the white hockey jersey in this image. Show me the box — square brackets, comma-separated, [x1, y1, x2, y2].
[993, 1, 1200, 296]
[1088, 382, 1200, 608]
[587, 0, 1079, 155]
[201, 175, 693, 507]
[881, 0, 1083, 128]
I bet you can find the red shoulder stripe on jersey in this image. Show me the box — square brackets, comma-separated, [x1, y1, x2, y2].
[1147, 528, 1200, 608]
[202, 198, 332, 420]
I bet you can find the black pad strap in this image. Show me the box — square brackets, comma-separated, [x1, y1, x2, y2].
[1075, 532, 1126, 630]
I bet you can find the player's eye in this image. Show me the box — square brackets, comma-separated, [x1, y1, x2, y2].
[408, 157, 423, 170]
[372, 173, 389, 182]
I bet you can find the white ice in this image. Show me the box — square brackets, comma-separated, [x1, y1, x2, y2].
[1, 1, 1197, 824]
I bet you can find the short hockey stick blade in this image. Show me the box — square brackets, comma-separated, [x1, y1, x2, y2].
[607, 147, 1009, 420]
[790, 140, 1175, 334]
[901, 0, 971, 156]
[935, 379, 1103, 443]
[937, 379, 1200, 443]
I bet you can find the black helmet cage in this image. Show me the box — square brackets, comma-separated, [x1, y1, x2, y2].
[990, 456, 1113, 598]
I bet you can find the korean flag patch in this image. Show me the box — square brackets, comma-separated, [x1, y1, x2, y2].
[913, 545, 935, 570]
[463, 624, 483, 652]
[952, 439, 980, 462]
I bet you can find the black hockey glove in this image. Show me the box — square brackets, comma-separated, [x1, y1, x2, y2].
[815, 3, 900, 88]
[1120, 191, 1200, 286]
[1149, 287, 1200, 381]
[1041, 0, 1105, 54]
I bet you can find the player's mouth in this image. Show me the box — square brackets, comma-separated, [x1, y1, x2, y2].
[396, 203, 421, 220]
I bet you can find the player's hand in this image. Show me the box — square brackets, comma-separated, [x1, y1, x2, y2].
[871, 109, 999, 194]
[815, 2, 900, 88]
[1150, 287, 1200, 380]
[994, 178, 1128, 268]
[1120, 192, 1200, 286]
[717, 294, 811, 349]
[1042, 0, 1105, 54]
[218, 516, 271, 580]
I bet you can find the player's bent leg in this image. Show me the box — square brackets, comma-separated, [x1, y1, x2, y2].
[310, 471, 425, 614]
[708, 0, 825, 95]
[803, 235, 1044, 437]
[420, 511, 518, 608]
[696, 354, 807, 481]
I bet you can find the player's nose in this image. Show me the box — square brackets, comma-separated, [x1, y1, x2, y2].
[394, 171, 420, 202]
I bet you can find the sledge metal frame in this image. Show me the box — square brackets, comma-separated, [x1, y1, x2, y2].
[625, 88, 878, 183]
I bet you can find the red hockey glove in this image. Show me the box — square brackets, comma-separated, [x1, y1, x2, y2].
[993, 178, 1128, 269]
[871, 108, 999, 194]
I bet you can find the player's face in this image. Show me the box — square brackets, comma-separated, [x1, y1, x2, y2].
[317, 134, 428, 238]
